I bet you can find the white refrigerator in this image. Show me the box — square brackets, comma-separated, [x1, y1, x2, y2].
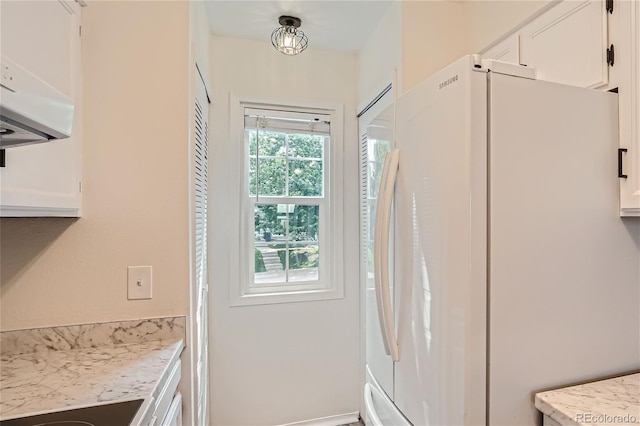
[363, 55, 640, 426]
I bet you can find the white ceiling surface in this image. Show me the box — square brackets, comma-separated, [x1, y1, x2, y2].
[205, 0, 394, 52]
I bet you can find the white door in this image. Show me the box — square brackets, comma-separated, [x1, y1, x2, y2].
[193, 64, 210, 426]
[359, 89, 395, 399]
[393, 56, 487, 426]
[520, 0, 609, 88]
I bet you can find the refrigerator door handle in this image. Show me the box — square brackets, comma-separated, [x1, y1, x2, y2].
[374, 149, 400, 362]
[364, 383, 383, 426]
[373, 154, 391, 357]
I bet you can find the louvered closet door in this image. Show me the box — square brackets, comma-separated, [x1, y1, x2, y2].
[194, 66, 209, 426]
[358, 89, 395, 400]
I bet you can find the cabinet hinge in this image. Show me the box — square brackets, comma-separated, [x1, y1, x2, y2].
[607, 45, 615, 66]
[618, 148, 627, 179]
[606, 0, 613, 14]
[79, 25, 82, 38]
[0, 149, 5, 168]
[79, 181, 82, 193]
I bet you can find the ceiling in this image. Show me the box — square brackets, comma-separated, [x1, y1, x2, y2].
[205, 1, 394, 53]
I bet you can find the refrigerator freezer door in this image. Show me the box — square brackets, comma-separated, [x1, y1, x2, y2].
[365, 104, 395, 400]
[393, 56, 488, 426]
[488, 73, 640, 425]
[365, 366, 412, 426]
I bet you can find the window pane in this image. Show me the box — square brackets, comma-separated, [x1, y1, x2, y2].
[248, 130, 257, 156]
[287, 204, 319, 242]
[368, 202, 377, 242]
[368, 160, 384, 198]
[249, 157, 256, 196]
[289, 160, 323, 197]
[367, 138, 390, 198]
[287, 204, 319, 283]
[254, 204, 287, 284]
[256, 131, 286, 156]
[368, 138, 390, 162]
[254, 204, 286, 242]
[250, 158, 287, 197]
[288, 134, 323, 159]
[252, 158, 286, 196]
[288, 245, 319, 283]
[254, 246, 286, 284]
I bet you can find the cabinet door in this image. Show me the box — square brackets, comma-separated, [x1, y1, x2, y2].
[619, 0, 640, 216]
[520, 0, 608, 89]
[1, 0, 79, 97]
[0, 0, 82, 217]
[161, 393, 183, 426]
[481, 34, 520, 64]
[543, 415, 563, 426]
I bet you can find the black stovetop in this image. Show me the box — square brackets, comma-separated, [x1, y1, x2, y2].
[0, 399, 143, 426]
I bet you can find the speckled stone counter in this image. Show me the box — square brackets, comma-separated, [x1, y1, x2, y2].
[535, 373, 640, 426]
[0, 317, 185, 422]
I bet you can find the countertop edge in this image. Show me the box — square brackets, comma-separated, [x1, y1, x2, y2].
[535, 396, 581, 426]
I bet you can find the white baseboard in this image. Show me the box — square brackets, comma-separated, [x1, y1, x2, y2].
[280, 412, 360, 426]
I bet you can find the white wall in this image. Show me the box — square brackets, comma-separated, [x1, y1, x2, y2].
[209, 35, 360, 426]
[464, 0, 553, 54]
[400, 1, 468, 93]
[0, 1, 190, 331]
[357, 2, 401, 106]
[191, 0, 211, 92]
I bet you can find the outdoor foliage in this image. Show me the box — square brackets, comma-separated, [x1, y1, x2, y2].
[255, 248, 266, 273]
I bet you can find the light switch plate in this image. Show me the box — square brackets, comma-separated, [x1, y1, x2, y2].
[127, 266, 152, 300]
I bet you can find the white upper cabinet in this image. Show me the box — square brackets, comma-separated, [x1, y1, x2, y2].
[617, 0, 640, 216]
[520, 0, 609, 89]
[479, 0, 640, 216]
[0, 0, 83, 217]
[481, 34, 520, 64]
[1, 0, 80, 98]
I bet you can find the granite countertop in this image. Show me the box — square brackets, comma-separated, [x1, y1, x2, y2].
[535, 373, 640, 426]
[0, 317, 185, 422]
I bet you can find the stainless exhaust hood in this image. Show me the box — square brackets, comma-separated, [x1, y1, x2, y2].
[0, 55, 74, 149]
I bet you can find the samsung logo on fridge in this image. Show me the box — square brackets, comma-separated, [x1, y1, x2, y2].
[439, 74, 459, 90]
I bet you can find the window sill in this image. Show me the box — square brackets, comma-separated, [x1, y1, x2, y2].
[230, 286, 344, 307]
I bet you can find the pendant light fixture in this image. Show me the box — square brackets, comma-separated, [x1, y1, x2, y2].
[271, 15, 308, 56]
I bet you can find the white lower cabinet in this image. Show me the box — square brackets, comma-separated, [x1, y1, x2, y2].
[543, 415, 563, 426]
[138, 359, 182, 426]
[161, 393, 182, 426]
[154, 359, 182, 425]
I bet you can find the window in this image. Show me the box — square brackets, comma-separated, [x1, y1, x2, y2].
[231, 103, 344, 305]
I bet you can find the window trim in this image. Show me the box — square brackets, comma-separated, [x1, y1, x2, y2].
[229, 95, 345, 306]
